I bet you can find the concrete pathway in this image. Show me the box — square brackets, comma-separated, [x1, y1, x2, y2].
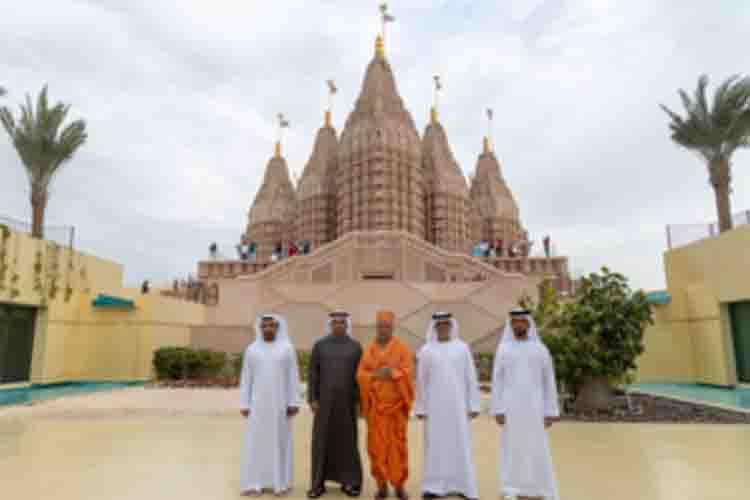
[1, 388, 749, 500]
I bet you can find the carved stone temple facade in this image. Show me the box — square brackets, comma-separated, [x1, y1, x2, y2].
[194, 34, 570, 352]
[242, 35, 529, 260]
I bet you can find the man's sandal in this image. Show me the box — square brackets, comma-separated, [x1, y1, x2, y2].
[375, 486, 389, 500]
[342, 484, 361, 498]
[307, 486, 327, 499]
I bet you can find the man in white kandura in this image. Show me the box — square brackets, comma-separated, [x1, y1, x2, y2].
[490, 309, 560, 500]
[415, 312, 481, 500]
[239, 314, 301, 497]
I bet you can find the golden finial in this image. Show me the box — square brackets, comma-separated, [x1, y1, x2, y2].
[325, 80, 337, 127]
[375, 34, 385, 58]
[432, 75, 442, 124]
[483, 137, 492, 154]
[275, 113, 290, 157]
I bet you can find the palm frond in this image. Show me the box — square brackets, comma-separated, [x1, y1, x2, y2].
[662, 74, 750, 162]
[0, 84, 87, 191]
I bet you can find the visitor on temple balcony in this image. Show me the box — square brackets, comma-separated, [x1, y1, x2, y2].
[543, 236, 551, 258]
[209, 242, 218, 259]
[289, 242, 298, 257]
[248, 242, 257, 262]
[496, 239, 504, 257]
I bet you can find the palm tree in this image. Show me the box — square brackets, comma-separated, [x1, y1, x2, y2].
[661, 75, 750, 233]
[0, 85, 87, 239]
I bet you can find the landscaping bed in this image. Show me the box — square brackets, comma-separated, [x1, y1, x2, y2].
[560, 392, 750, 424]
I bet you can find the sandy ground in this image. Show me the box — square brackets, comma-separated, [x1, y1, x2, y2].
[2, 387, 750, 500]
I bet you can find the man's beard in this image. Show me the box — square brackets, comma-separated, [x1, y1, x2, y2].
[513, 328, 528, 339]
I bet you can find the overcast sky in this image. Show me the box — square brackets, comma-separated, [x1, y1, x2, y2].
[1, 0, 749, 290]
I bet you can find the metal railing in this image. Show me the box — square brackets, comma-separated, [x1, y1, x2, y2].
[0, 214, 76, 249]
[666, 210, 750, 249]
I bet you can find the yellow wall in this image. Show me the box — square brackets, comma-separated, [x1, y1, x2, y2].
[638, 224, 750, 385]
[0, 227, 206, 385]
[636, 305, 695, 383]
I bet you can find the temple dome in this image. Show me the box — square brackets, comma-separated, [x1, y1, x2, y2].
[339, 44, 421, 160]
[248, 149, 297, 226]
[297, 119, 338, 200]
[336, 37, 425, 237]
[422, 117, 469, 197]
[470, 141, 520, 221]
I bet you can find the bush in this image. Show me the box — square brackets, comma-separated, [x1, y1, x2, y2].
[473, 352, 494, 382]
[153, 347, 227, 381]
[153, 347, 192, 380]
[297, 351, 311, 382]
[524, 268, 654, 401]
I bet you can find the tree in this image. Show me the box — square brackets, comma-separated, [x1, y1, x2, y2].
[0, 85, 87, 239]
[661, 75, 750, 232]
[523, 268, 653, 411]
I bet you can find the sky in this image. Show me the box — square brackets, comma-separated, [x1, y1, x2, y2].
[1, 0, 749, 290]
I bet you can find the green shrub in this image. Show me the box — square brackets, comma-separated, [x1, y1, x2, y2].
[153, 346, 193, 380]
[194, 349, 227, 378]
[297, 351, 311, 382]
[153, 347, 228, 380]
[473, 352, 494, 382]
[232, 352, 244, 379]
[524, 268, 654, 396]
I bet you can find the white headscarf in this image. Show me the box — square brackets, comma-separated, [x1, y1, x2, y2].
[252, 313, 293, 349]
[325, 312, 353, 337]
[420, 313, 460, 357]
[498, 312, 541, 349]
[425, 313, 460, 344]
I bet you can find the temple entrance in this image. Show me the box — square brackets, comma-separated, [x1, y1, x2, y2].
[729, 301, 750, 384]
[0, 304, 37, 384]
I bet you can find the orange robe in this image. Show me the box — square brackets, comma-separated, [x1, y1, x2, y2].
[357, 337, 415, 489]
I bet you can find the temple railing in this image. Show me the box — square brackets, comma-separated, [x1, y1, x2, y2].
[666, 209, 750, 250]
[198, 235, 570, 288]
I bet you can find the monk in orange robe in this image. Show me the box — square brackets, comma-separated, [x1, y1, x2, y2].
[357, 311, 415, 500]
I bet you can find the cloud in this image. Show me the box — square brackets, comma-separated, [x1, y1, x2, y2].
[1, 0, 749, 291]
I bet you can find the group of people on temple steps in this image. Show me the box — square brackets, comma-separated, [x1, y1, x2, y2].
[238, 308, 561, 500]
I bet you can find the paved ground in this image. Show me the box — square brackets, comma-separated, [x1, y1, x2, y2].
[1, 387, 749, 500]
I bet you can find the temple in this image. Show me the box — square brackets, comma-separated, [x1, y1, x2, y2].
[195, 31, 570, 350]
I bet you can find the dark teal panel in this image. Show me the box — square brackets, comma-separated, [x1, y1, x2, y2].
[729, 301, 750, 383]
[91, 294, 135, 309]
[0, 304, 37, 384]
